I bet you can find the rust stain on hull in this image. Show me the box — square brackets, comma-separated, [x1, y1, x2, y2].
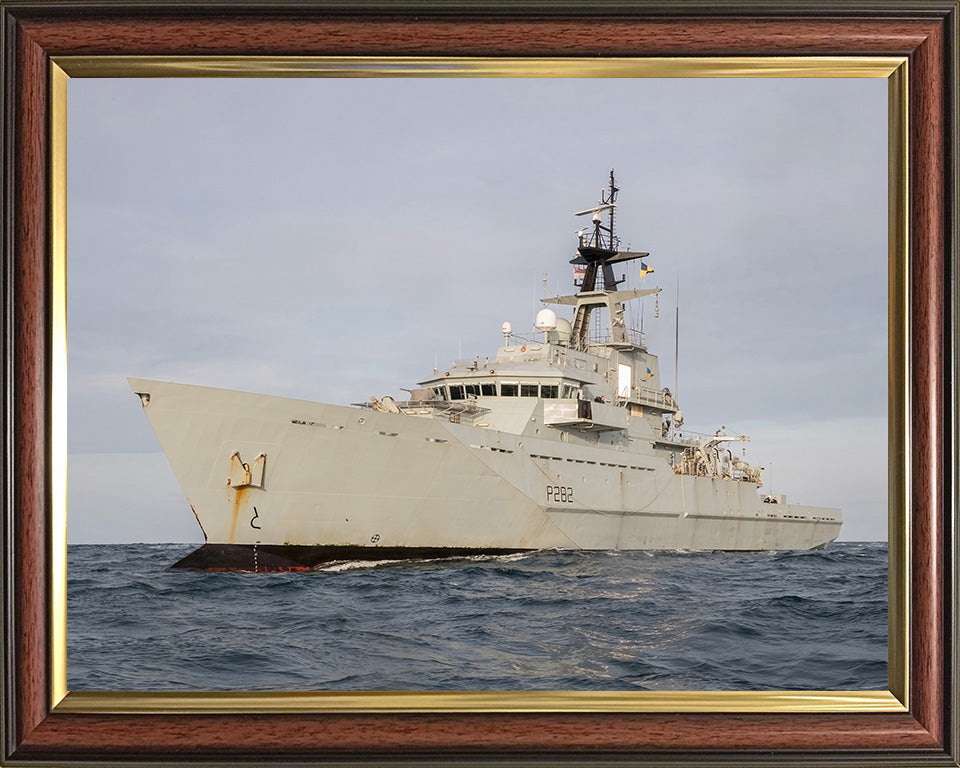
[229, 487, 247, 544]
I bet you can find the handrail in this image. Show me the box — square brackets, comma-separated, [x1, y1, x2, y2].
[618, 385, 677, 411]
[586, 326, 646, 347]
[397, 399, 488, 415]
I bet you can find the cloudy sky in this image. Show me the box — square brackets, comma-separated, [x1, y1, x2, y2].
[66, 76, 887, 544]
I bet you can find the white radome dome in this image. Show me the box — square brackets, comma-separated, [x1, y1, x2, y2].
[535, 309, 557, 332]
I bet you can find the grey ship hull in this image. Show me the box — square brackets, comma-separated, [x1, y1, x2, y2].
[130, 378, 842, 571]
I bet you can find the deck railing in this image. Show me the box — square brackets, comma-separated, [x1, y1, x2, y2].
[626, 386, 677, 411]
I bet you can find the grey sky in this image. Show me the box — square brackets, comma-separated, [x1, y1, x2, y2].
[66, 76, 887, 543]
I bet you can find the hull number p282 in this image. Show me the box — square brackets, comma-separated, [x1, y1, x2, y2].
[547, 485, 574, 503]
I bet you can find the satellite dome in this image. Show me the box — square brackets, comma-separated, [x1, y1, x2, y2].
[501, 321, 512, 336]
[535, 309, 557, 332]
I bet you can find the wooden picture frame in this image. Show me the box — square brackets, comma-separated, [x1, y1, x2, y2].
[2, 2, 957, 765]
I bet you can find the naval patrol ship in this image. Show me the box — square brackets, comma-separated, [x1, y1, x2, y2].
[130, 172, 841, 571]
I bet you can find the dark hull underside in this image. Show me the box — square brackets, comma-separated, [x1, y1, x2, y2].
[173, 543, 529, 572]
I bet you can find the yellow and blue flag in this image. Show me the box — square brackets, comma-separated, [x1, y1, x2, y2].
[639, 261, 655, 277]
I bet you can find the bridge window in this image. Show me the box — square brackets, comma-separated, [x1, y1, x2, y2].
[501, 382, 519, 397]
[540, 384, 559, 398]
[449, 384, 465, 400]
[480, 383, 497, 396]
[520, 383, 539, 397]
[464, 384, 480, 397]
[562, 384, 578, 399]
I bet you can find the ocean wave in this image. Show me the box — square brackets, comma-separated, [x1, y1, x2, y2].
[67, 541, 888, 692]
[313, 559, 407, 573]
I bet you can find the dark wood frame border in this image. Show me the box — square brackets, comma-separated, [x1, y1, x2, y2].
[2, 2, 957, 765]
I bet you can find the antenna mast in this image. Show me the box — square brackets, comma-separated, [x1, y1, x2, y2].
[674, 272, 680, 399]
[607, 169, 618, 255]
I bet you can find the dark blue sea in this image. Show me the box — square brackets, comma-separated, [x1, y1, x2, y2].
[67, 542, 887, 691]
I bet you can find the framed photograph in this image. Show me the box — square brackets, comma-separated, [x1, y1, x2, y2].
[2, 3, 956, 766]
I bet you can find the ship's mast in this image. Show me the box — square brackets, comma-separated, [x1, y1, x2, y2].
[560, 170, 657, 351]
[573, 170, 624, 292]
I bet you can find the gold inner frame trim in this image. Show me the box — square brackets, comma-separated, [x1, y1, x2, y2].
[50, 61, 69, 708]
[886, 60, 910, 710]
[54, 55, 905, 79]
[57, 689, 905, 715]
[49, 55, 909, 715]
